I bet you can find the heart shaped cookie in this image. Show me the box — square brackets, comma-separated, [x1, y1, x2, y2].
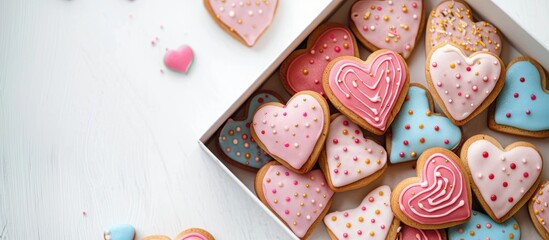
[324, 185, 399, 240]
[392, 148, 471, 229]
[143, 228, 215, 240]
[323, 50, 409, 135]
[103, 224, 135, 240]
[460, 134, 543, 222]
[350, 0, 425, 59]
[426, 0, 502, 56]
[387, 84, 462, 164]
[319, 114, 387, 192]
[448, 211, 520, 240]
[218, 91, 282, 171]
[251, 91, 329, 174]
[426, 43, 505, 125]
[397, 225, 446, 240]
[529, 180, 549, 239]
[280, 23, 359, 97]
[489, 56, 549, 138]
[255, 162, 334, 239]
[204, 0, 278, 47]
[164, 45, 194, 74]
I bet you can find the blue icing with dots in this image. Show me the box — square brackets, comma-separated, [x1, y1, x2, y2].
[106, 224, 135, 240]
[389, 85, 462, 163]
[218, 92, 281, 169]
[448, 211, 520, 240]
[494, 60, 549, 131]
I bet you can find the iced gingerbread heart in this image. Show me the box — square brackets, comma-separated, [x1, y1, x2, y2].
[255, 162, 334, 239]
[448, 211, 520, 240]
[529, 179, 549, 239]
[319, 114, 387, 192]
[204, 0, 278, 47]
[280, 23, 359, 96]
[324, 185, 399, 240]
[323, 50, 409, 135]
[350, 0, 425, 59]
[143, 228, 215, 240]
[426, 43, 505, 126]
[251, 91, 329, 174]
[460, 134, 543, 223]
[397, 225, 446, 240]
[392, 148, 472, 229]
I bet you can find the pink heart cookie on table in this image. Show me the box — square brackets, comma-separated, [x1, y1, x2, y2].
[392, 148, 472, 229]
[204, 0, 278, 47]
[280, 23, 359, 96]
[164, 45, 194, 74]
[529, 180, 549, 239]
[324, 185, 399, 240]
[319, 114, 387, 192]
[426, 43, 505, 126]
[251, 91, 330, 174]
[350, 0, 425, 59]
[143, 228, 215, 240]
[323, 50, 409, 135]
[255, 162, 334, 240]
[461, 134, 543, 223]
[397, 225, 446, 240]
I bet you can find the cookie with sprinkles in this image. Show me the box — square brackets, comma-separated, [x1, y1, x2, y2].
[397, 224, 446, 240]
[255, 161, 334, 239]
[319, 114, 388, 192]
[448, 211, 520, 240]
[529, 179, 549, 239]
[426, 0, 502, 56]
[349, 0, 426, 59]
[204, 0, 278, 47]
[143, 228, 215, 240]
[460, 134, 543, 223]
[387, 83, 462, 164]
[489, 56, 549, 138]
[323, 185, 399, 240]
[280, 23, 359, 96]
[217, 91, 283, 171]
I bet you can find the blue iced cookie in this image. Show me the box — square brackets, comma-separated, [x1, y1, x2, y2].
[448, 211, 520, 240]
[104, 224, 135, 240]
[387, 84, 462, 163]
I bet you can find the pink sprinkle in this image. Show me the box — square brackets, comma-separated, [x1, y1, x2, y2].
[285, 197, 291, 202]
[399, 152, 405, 157]
[82, 211, 87, 216]
[334, 169, 339, 174]
[293, 180, 298, 185]
[344, 212, 349, 217]
[361, 206, 366, 211]
[333, 139, 339, 144]
[354, 138, 360, 144]
[531, 94, 537, 100]
[483, 76, 489, 82]
[285, 172, 290, 176]
[343, 233, 348, 238]
[344, 170, 349, 175]
[334, 154, 340, 160]
[334, 46, 341, 53]
[343, 147, 348, 152]
[363, 25, 369, 31]
[472, 85, 478, 91]
[432, 62, 438, 68]
[444, 139, 449, 144]
[160, 69, 164, 74]
[458, 228, 464, 233]
[303, 112, 308, 117]
[524, 172, 529, 178]
[283, 112, 287, 116]
[412, 2, 418, 8]
[284, 143, 290, 147]
[506, 112, 511, 118]
[514, 93, 519, 98]
[272, 189, 277, 194]
[455, 73, 461, 79]
[377, 6, 382, 11]
[357, 230, 362, 235]
[526, 110, 531, 115]
[434, 125, 440, 131]
[486, 223, 492, 229]
[285, 210, 289, 214]
[353, 156, 358, 161]
[520, 77, 525, 82]
[437, 81, 442, 87]
[371, 219, 375, 223]
[380, 225, 385, 229]
[403, 140, 409, 145]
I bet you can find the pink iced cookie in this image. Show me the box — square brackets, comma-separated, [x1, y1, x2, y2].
[251, 91, 329, 174]
[426, 43, 504, 126]
[320, 114, 387, 192]
[350, 0, 424, 59]
[255, 162, 334, 239]
[204, 0, 278, 47]
[398, 225, 445, 240]
[530, 180, 549, 239]
[164, 45, 194, 74]
[281, 23, 359, 96]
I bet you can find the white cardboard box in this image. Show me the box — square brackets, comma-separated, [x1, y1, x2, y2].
[200, 1, 549, 239]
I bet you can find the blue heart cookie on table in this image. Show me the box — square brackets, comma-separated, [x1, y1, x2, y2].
[218, 91, 283, 170]
[387, 84, 462, 164]
[448, 210, 520, 240]
[490, 57, 549, 138]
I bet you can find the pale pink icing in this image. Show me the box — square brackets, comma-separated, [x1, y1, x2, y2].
[532, 182, 549, 233]
[262, 165, 334, 238]
[398, 225, 443, 240]
[399, 153, 470, 224]
[208, 0, 277, 46]
[327, 51, 406, 131]
[324, 185, 393, 240]
[428, 0, 502, 56]
[178, 233, 208, 240]
[326, 114, 387, 187]
[428, 44, 502, 121]
[286, 26, 356, 95]
[252, 92, 326, 169]
[351, 0, 422, 58]
[466, 139, 542, 219]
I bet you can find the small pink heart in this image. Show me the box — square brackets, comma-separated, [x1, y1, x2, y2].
[164, 45, 194, 74]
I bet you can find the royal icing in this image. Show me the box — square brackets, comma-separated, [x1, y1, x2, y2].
[252, 92, 326, 170]
[532, 182, 549, 233]
[398, 152, 470, 225]
[448, 211, 520, 240]
[324, 185, 393, 240]
[104, 224, 135, 240]
[326, 51, 407, 132]
[219, 92, 281, 169]
[466, 139, 542, 219]
[262, 164, 334, 238]
[285, 25, 357, 95]
[178, 233, 208, 240]
[206, 0, 277, 46]
[398, 225, 443, 240]
[428, 44, 502, 121]
[427, 0, 501, 56]
[390, 86, 461, 163]
[494, 59, 549, 131]
[164, 45, 194, 74]
[325, 114, 387, 187]
[350, 0, 422, 58]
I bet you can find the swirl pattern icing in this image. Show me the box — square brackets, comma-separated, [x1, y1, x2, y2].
[398, 225, 443, 240]
[448, 211, 520, 240]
